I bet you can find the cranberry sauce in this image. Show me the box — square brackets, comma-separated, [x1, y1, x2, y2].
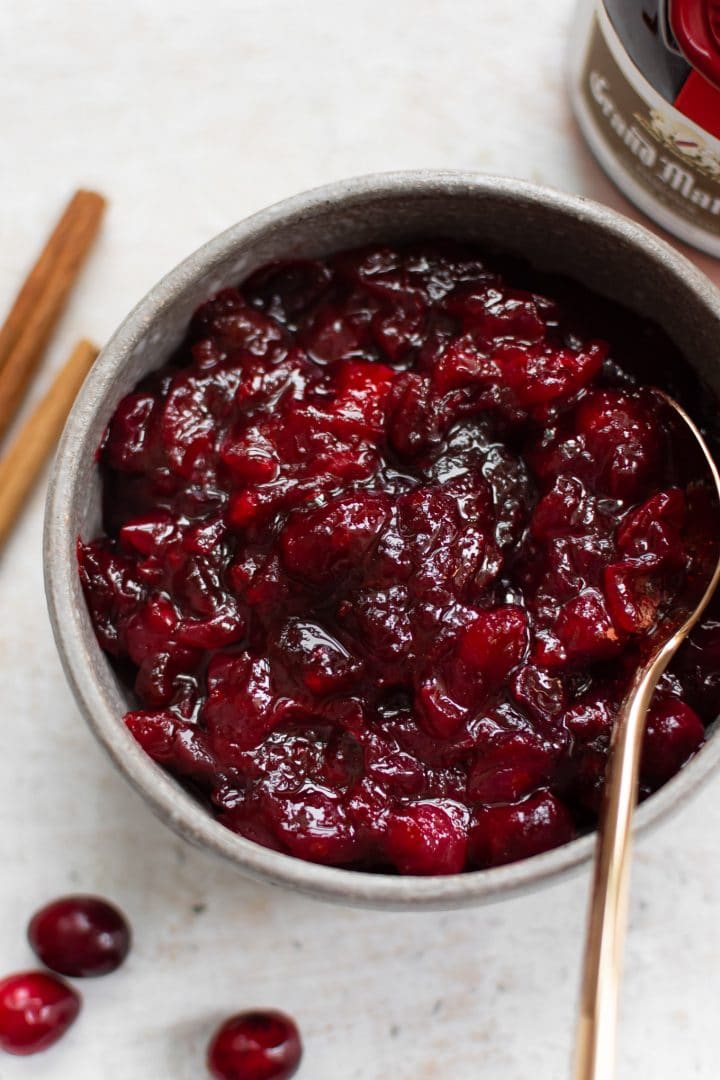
[78, 242, 720, 875]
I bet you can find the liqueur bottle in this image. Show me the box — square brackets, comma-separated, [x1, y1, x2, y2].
[569, 0, 720, 256]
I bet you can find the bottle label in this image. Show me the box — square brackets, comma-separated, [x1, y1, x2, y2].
[580, 7, 720, 239]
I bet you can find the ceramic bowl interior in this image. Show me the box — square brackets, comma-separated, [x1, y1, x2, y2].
[44, 171, 720, 909]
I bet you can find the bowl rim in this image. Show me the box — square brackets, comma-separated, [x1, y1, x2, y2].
[44, 169, 720, 910]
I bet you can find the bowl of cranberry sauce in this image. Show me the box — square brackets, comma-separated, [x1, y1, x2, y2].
[46, 173, 720, 908]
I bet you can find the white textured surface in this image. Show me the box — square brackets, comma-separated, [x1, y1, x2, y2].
[2, 2, 720, 1078]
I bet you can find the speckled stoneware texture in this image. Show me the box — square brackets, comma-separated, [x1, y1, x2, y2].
[43, 171, 720, 910]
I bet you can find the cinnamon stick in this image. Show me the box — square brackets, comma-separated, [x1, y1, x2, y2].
[0, 339, 99, 552]
[0, 191, 105, 442]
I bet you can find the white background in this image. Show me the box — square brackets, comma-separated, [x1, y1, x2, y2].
[2, 2, 720, 1078]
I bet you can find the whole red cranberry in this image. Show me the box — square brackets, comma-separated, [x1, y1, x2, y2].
[0, 971, 80, 1055]
[28, 895, 131, 978]
[207, 1010, 302, 1080]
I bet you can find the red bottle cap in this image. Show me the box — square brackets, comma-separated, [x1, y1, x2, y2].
[670, 0, 720, 91]
[674, 70, 720, 137]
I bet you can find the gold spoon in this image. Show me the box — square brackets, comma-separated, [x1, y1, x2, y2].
[573, 392, 720, 1080]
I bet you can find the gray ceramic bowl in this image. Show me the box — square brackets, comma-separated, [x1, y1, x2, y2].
[44, 171, 720, 910]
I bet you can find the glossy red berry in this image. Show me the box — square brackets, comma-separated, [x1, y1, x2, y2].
[457, 606, 528, 686]
[207, 1010, 302, 1080]
[385, 801, 469, 875]
[469, 791, 576, 868]
[642, 698, 705, 788]
[0, 971, 80, 1055]
[28, 895, 131, 978]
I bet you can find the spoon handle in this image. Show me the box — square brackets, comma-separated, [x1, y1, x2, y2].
[573, 642, 679, 1080]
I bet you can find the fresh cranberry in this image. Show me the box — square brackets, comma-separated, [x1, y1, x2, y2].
[0, 972, 80, 1055]
[207, 1010, 302, 1080]
[78, 242, 717, 876]
[28, 896, 130, 978]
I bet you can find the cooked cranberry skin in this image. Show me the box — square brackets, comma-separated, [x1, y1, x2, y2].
[79, 242, 720, 876]
[207, 1010, 302, 1080]
[0, 971, 80, 1055]
[385, 801, 469, 875]
[642, 698, 705, 788]
[469, 791, 576, 868]
[28, 895, 130, 978]
[457, 606, 528, 687]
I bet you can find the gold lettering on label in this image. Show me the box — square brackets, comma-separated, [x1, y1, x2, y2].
[589, 72, 613, 115]
[658, 158, 695, 198]
[589, 73, 657, 168]
[626, 126, 656, 167]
